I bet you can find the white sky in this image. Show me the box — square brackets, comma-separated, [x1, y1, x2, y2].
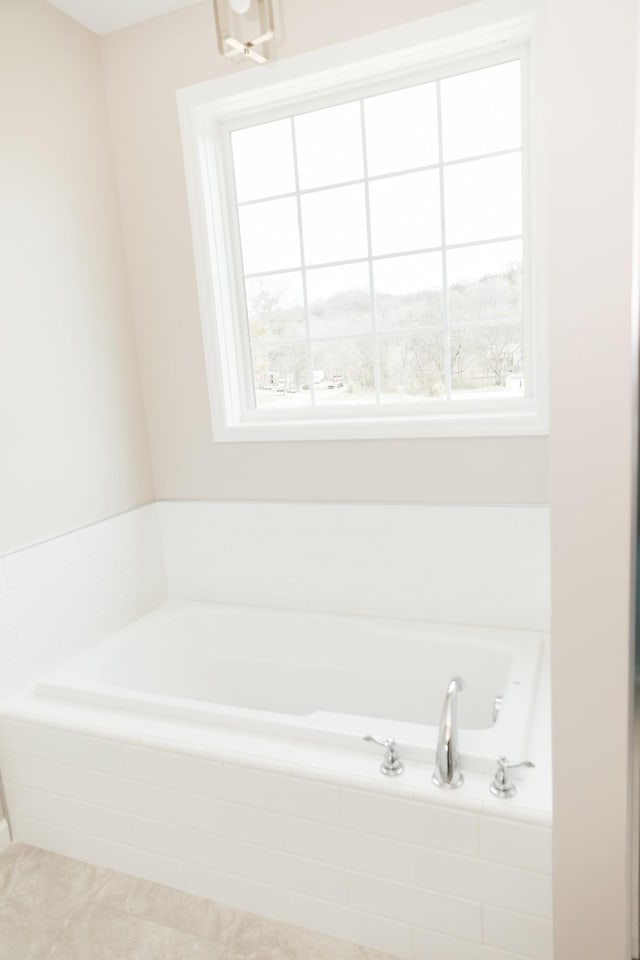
[232, 60, 523, 299]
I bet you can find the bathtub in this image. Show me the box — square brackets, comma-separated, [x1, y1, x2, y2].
[30, 601, 541, 774]
[0, 600, 551, 958]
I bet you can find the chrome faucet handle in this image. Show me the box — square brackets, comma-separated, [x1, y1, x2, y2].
[490, 756, 535, 799]
[364, 735, 404, 777]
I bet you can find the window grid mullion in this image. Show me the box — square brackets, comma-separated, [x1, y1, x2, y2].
[289, 117, 316, 407]
[248, 313, 524, 352]
[359, 99, 381, 404]
[436, 79, 452, 402]
[241, 232, 524, 281]
[235, 145, 522, 209]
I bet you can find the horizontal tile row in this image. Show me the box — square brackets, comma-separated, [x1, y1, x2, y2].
[158, 501, 549, 540]
[0, 722, 552, 959]
[9, 802, 551, 960]
[158, 501, 550, 631]
[0, 728, 552, 871]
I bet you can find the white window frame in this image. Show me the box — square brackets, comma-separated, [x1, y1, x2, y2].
[178, 0, 545, 442]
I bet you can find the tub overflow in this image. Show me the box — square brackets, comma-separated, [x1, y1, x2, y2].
[363, 735, 404, 777]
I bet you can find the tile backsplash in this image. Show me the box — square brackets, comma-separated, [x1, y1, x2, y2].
[0, 505, 166, 699]
[159, 501, 550, 632]
[0, 500, 550, 701]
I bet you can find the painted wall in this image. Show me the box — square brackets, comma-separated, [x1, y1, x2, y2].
[545, 0, 638, 956]
[0, 0, 154, 555]
[100, 0, 549, 506]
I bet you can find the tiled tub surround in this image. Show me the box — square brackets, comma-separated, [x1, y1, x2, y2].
[0, 503, 166, 700]
[158, 501, 550, 632]
[0, 500, 551, 958]
[0, 703, 552, 960]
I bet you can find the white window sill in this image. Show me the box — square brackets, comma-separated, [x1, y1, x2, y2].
[213, 410, 548, 442]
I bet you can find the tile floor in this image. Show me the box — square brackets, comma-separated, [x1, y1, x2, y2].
[0, 843, 396, 959]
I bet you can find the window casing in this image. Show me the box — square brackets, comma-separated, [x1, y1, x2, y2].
[179, 5, 544, 441]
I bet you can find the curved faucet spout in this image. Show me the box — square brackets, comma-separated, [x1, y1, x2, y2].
[432, 675, 465, 789]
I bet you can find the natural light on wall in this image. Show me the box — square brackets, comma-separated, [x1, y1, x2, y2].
[179, 12, 542, 440]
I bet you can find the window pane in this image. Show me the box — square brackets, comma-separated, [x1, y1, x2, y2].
[379, 330, 445, 401]
[369, 170, 441, 256]
[307, 262, 371, 338]
[441, 61, 521, 162]
[239, 197, 301, 274]
[311, 338, 376, 404]
[251, 341, 311, 408]
[294, 102, 363, 190]
[449, 323, 524, 396]
[444, 154, 522, 246]
[364, 82, 438, 176]
[448, 240, 522, 326]
[245, 273, 305, 341]
[301, 184, 368, 266]
[231, 119, 295, 202]
[374, 253, 443, 331]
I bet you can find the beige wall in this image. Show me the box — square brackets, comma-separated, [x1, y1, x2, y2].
[0, 0, 154, 555]
[100, 0, 549, 506]
[546, 0, 638, 956]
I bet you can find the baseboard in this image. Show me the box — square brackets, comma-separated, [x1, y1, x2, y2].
[0, 818, 10, 854]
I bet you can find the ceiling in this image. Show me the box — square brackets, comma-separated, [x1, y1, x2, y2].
[46, 0, 202, 35]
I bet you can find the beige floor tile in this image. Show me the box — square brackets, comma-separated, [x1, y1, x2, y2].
[0, 844, 111, 960]
[0, 845, 398, 960]
[44, 901, 221, 959]
[97, 872, 242, 949]
[221, 913, 394, 960]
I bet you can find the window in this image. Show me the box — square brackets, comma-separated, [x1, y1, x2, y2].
[180, 7, 544, 440]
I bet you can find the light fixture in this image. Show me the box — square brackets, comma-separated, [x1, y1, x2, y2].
[213, 0, 275, 65]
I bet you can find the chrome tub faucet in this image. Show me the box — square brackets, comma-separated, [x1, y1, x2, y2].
[432, 675, 465, 789]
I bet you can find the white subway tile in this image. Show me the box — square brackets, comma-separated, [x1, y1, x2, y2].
[180, 828, 233, 872]
[10, 813, 172, 889]
[161, 501, 550, 630]
[409, 845, 552, 919]
[36, 729, 127, 776]
[3, 534, 81, 588]
[0, 720, 40, 756]
[224, 764, 341, 823]
[0, 751, 86, 801]
[10, 813, 78, 853]
[4, 783, 132, 845]
[78, 511, 141, 559]
[84, 770, 176, 823]
[340, 788, 480, 856]
[236, 879, 414, 960]
[346, 871, 482, 941]
[480, 817, 552, 874]
[128, 815, 185, 860]
[122, 745, 224, 798]
[230, 840, 347, 904]
[283, 818, 408, 881]
[483, 905, 553, 960]
[176, 792, 284, 849]
[412, 926, 527, 960]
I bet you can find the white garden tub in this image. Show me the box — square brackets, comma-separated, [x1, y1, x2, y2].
[33, 601, 541, 773]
